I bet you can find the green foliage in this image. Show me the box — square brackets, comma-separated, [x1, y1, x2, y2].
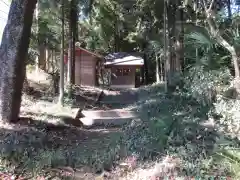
[123, 118, 168, 159]
[214, 93, 240, 136]
[121, 84, 188, 159]
[0, 122, 122, 178]
[9, 0, 240, 178]
[183, 66, 232, 105]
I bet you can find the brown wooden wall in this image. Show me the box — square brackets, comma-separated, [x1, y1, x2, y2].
[110, 66, 136, 88]
[75, 51, 97, 86]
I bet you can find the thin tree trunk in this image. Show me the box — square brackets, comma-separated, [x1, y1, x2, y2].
[175, 1, 184, 71]
[205, 10, 240, 77]
[0, 0, 37, 123]
[141, 66, 144, 84]
[89, 11, 95, 51]
[67, 23, 73, 98]
[35, 2, 39, 72]
[39, 45, 46, 70]
[230, 48, 240, 78]
[195, 2, 199, 66]
[202, 0, 240, 90]
[37, 2, 46, 71]
[156, 55, 160, 83]
[114, 2, 118, 52]
[67, 47, 72, 84]
[45, 47, 49, 72]
[114, 21, 118, 52]
[76, 13, 79, 41]
[227, 0, 232, 19]
[143, 42, 149, 85]
[58, 0, 65, 105]
[164, 0, 168, 92]
[160, 60, 164, 81]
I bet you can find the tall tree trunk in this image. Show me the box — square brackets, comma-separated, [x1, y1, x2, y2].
[58, 0, 65, 105]
[67, 47, 72, 85]
[202, 0, 240, 90]
[89, 11, 95, 51]
[163, 0, 168, 92]
[194, 1, 199, 68]
[45, 45, 49, 72]
[35, 2, 39, 72]
[160, 59, 164, 81]
[39, 44, 46, 70]
[156, 54, 160, 83]
[175, 1, 184, 72]
[164, 0, 175, 90]
[0, 0, 37, 123]
[67, 0, 77, 98]
[67, 1, 73, 97]
[143, 41, 149, 85]
[71, 0, 77, 86]
[75, 13, 79, 42]
[114, 22, 118, 52]
[227, 0, 232, 19]
[203, 3, 240, 77]
[167, 1, 177, 88]
[141, 66, 144, 84]
[37, 2, 46, 71]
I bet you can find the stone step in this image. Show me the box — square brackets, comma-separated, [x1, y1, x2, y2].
[80, 109, 137, 127]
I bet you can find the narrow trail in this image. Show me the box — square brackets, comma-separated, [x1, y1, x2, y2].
[13, 86, 142, 179]
[80, 89, 139, 127]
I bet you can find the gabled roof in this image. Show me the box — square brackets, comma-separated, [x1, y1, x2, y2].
[76, 47, 104, 59]
[105, 52, 144, 66]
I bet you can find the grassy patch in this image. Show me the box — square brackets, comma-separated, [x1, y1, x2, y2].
[119, 84, 240, 179]
[2, 82, 240, 179]
[0, 121, 123, 179]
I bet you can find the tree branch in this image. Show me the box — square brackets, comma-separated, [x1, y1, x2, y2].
[201, 0, 240, 77]
[208, 0, 215, 12]
[201, 0, 215, 17]
[201, 0, 207, 12]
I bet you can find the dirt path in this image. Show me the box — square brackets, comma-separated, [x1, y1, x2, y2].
[79, 89, 139, 127]
[98, 89, 139, 109]
[13, 88, 140, 179]
[19, 69, 143, 179]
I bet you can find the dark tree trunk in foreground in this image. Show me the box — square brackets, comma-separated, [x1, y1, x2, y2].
[67, 0, 73, 98]
[0, 0, 37, 123]
[71, 0, 77, 86]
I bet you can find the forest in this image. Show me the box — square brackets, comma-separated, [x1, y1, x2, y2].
[0, 0, 240, 179]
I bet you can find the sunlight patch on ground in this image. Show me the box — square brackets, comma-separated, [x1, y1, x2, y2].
[20, 94, 74, 124]
[119, 156, 182, 180]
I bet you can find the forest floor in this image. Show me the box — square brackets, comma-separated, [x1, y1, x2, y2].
[0, 69, 239, 179]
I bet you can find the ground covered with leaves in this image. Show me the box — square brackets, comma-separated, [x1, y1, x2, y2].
[0, 67, 240, 179]
[117, 67, 240, 180]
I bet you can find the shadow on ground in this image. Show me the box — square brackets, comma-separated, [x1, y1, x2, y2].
[4, 84, 240, 179]
[121, 84, 240, 177]
[0, 116, 124, 179]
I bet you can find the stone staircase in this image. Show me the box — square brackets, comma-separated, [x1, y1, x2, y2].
[80, 109, 137, 127]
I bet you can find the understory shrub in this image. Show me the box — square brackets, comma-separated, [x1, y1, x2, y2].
[214, 94, 240, 137]
[123, 118, 169, 160]
[122, 85, 195, 160]
[120, 67, 240, 178]
[183, 66, 232, 105]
